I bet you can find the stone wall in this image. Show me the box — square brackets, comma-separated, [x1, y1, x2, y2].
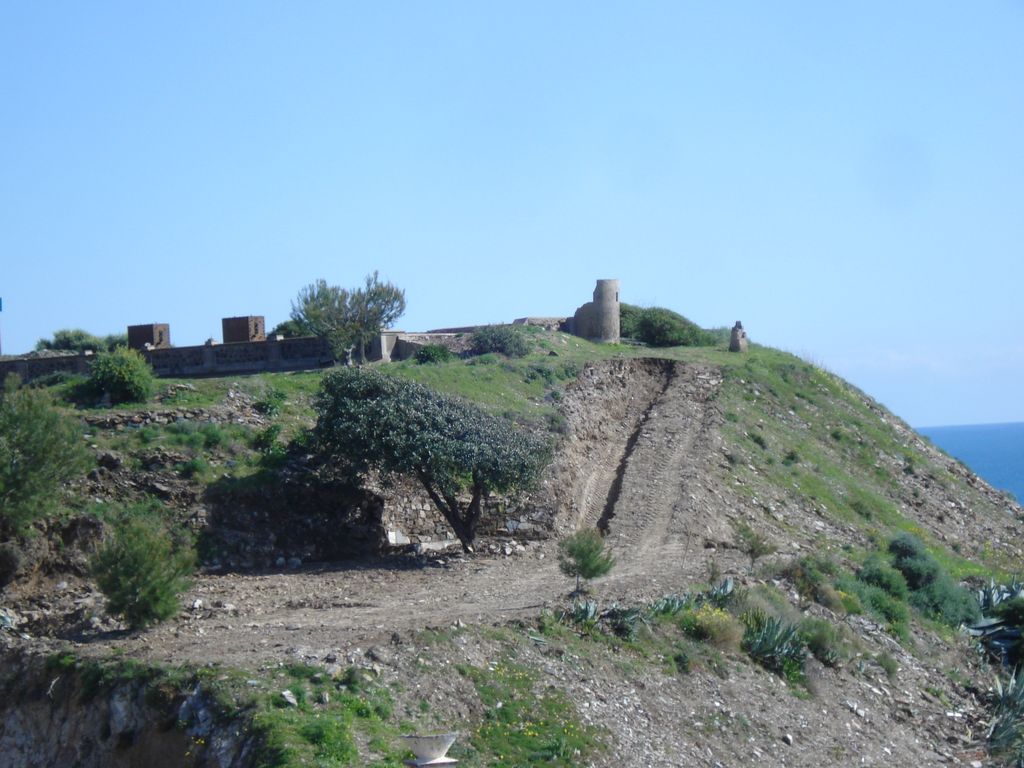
[144, 336, 332, 378]
[369, 332, 472, 363]
[0, 351, 92, 383]
[375, 476, 553, 549]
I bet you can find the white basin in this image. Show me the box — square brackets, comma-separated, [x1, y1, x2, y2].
[402, 732, 458, 761]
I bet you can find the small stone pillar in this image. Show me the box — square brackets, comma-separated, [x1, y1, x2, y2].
[729, 321, 748, 353]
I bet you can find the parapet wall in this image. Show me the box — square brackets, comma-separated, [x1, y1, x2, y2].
[143, 336, 333, 377]
[0, 351, 92, 383]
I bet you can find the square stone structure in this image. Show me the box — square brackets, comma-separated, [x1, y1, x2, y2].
[127, 323, 171, 350]
[222, 316, 266, 344]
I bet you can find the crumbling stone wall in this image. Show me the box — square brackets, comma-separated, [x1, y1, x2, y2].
[0, 351, 92, 383]
[144, 336, 332, 377]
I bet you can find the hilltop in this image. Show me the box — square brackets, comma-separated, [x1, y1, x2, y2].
[1, 329, 1022, 767]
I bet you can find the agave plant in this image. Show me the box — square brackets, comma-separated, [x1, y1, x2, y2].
[987, 671, 1024, 762]
[742, 609, 807, 679]
[561, 598, 600, 631]
[978, 578, 1024, 614]
[693, 578, 735, 609]
[648, 594, 692, 617]
[603, 605, 646, 640]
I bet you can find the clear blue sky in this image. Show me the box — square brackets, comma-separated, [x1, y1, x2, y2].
[2, 3, 1022, 427]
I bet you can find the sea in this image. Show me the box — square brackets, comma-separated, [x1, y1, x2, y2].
[918, 422, 1024, 504]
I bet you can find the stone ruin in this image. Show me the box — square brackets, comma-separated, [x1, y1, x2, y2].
[221, 316, 266, 344]
[560, 279, 621, 343]
[729, 321, 748, 353]
[1, 280, 631, 383]
[127, 323, 170, 350]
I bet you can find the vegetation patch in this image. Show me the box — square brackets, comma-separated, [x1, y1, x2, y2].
[456, 659, 603, 766]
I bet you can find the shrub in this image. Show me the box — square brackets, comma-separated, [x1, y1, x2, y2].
[253, 424, 284, 456]
[912, 578, 981, 626]
[994, 596, 1024, 628]
[857, 555, 909, 600]
[679, 605, 743, 650]
[780, 555, 838, 607]
[633, 307, 717, 348]
[255, 388, 287, 416]
[90, 512, 195, 629]
[836, 573, 909, 637]
[619, 303, 644, 339]
[558, 529, 614, 593]
[799, 617, 845, 667]
[88, 347, 155, 404]
[415, 344, 454, 364]
[0, 375, 92, 537]
[735, 523, 777, 571]
[888, 534, 980, 626]
[470, 325, 531, 357]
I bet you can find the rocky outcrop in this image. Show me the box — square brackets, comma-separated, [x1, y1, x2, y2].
[0, 649, 259, 768]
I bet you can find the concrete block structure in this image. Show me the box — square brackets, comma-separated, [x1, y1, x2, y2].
[222, 316, 266, 344]
[563, 279, 620, 343]
[127, 323, 171, 350]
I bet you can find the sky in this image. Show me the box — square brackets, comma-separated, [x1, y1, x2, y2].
[1, 2, 1022, 428]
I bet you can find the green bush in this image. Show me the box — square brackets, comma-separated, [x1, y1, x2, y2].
[0, 375, 92, 537]
[470, 325, 531, 357]
[735, 522, 776, 571]
[415, 344, 455, 364]
[780, 555, 840, 608]
[857, 555, 909, 600]
[35, 328, 126, 353]
[679, 605, 742, 650]
[88, 347, 155, 404]
[836, 573, 909, 637]
[888, 534, 980, 626]
[633, 307, 717, 348]
[619, 303, 645, 339]
[90, 511, 195, 629]
[798, 617, 845, 667]
[255, 388, 287, 416]
[994, 596, 1024, 627]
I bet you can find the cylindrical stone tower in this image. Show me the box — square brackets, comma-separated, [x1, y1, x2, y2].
[592, 279, 620, 343]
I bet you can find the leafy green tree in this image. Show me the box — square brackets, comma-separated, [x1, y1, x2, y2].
[0, 375, 91, 537]
[290, 272, 406, 363]
[35, 328, 126, 353]
[88, 347, 155, 404]
[349, 271, 406, 363]
[312, 368, 548, 552]
[558, 529, 615, 594]
[269, 318, 307, 338]
[91, 510, 196, 629]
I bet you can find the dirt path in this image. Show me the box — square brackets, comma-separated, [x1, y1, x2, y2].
[65, 360, 730, 668]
